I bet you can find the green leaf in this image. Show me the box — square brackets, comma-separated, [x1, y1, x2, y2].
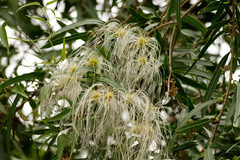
[207, 20, 230, 31]
[234, 82, 240, 128]
[0, 21, 9, 54]
[44, 109, 71, 122]
[204, 146, 214, 160]
[169, 100, 217, 154]
[202, 53, 229, 116]
[139, 6, 160, 18]
[175, 74, 207, 90]
[0, 72, 45, 91]
[155, 30, 164, 54]
[198, 1, 220, 14]
[176, 118, 211, 133]
[61, 38, 65, 61]
[57, 134, 71, 160]
[56, 20, 78, 35]
[172, 142, 196, 152]
[42, 32, 88, 49]
[0, 102, 7, 114]
[46, 0, 58, 6]
[179, 100, 217, 127]
[26, 15, 50, 26]
[129, 8, 146, 20]
[12, 84, 28, 98]
[51, 19, 104, 38]
[126, 0, 131, 8]
[182, 14, 207, 34]
[97, 76, 125, 92]
[203, 53, 229, 101]
[167, 0, 175, 21]
[187, 96, 194, 111]
[185, 31, 224, 74]
[6, 95, 21, 153]
[176, 0, 181, 28]
[17, 2, 42, 12]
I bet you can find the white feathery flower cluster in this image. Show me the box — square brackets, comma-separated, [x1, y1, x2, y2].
[41, 20, 169, 159]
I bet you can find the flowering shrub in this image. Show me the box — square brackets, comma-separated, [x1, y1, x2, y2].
[41, 20, 170, 159]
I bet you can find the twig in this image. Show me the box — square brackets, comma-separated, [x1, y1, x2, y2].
[167, 26, 178, 100]
[209, 0, 236, 146]
[146, 0, 202, 36]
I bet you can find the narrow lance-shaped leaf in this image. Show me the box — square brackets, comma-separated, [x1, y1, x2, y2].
[0, 72, 45, 91]
[233, 82, 240, 128]
[0, 21, 9, 54]
[182, 14, 207, 34]
[17, 2, 42, 12]
[97, 76, 125, 93]
[201, 52, 229, 117]
[169, 100, 217, 154]
[172, 142, 196, 152]
[44, 109, 71, 122]
[46, 0, 58, 6]
[50, 19, 104, 38]
[57, 134, 71, 160]
[6, 95, 21, 153]
[185, 31, 224, 74]
[176, 0, 181, 29]
[0, 102, 8, 114]
[42, 32, 88, 49]
[61, 37, 65, 61]
[176, 118, 211, 133]
[204, 146, 214, 160]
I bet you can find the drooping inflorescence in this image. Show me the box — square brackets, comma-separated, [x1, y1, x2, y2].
[41, 20, 169, 159]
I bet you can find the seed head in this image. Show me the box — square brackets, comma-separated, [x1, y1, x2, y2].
[116, 28, 127, 37]
[104, 91, 114, 101]
[137, 36, 148, 47]
[89, 57, 99, 67]
[91, 91, 101, 101]
[139, 57, 146, 65]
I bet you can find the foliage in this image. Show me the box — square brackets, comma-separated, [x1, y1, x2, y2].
[1, 0, 240, 159]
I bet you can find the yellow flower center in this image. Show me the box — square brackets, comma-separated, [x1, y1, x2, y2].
[139, 57, 146, 65]
[70, 66, 77, 73]
[92, 91, 101, 101]
[104, 91, 114, 101]
[89, 57, 99, 67]
[116, 29, 126, 37]
[137, 37, 147, 47]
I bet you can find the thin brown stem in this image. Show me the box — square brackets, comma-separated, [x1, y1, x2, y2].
[167, 26, 178, 99]
[209, 0, 236, 146]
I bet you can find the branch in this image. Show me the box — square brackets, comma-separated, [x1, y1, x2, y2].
[209, 0, 236, 146]
[146, 0, 202, 36]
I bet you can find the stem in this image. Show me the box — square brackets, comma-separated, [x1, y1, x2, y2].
[167, 26, 177, 99]
[209, 0, 236, 146]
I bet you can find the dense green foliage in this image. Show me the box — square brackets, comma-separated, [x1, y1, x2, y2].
[1, 0, 240, 159]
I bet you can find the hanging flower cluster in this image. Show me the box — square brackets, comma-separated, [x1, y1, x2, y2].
[41, 20, 169, 159]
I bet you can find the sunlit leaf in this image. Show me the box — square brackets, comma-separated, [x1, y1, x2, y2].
[57, 134, 71, 160]
[0, 21, 9, 54]
[50, 19, 104, 38]
[17, 2, 42, 12]
[176, 118, 211, 133]
[61, 37, 65, 61]
[204, 146, 214, 160]
[6, 95, 21, 153]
